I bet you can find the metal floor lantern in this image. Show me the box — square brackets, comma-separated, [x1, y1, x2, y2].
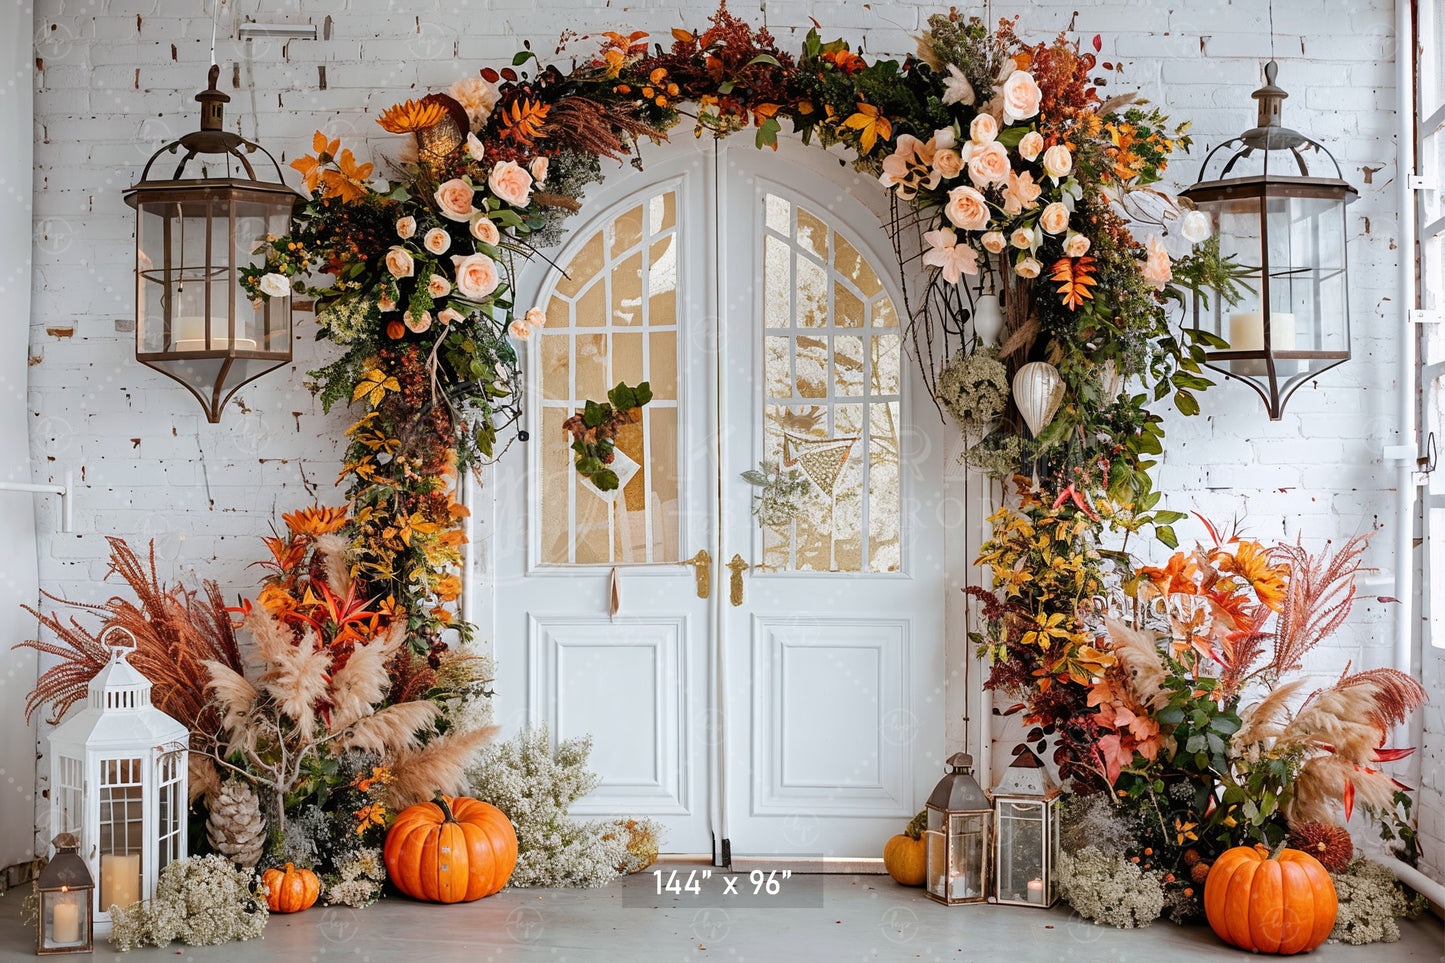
[46, 628, 189, 934]
[924, 752, 992, 905]
[990, 747, 1062, 908]
[1180, 60, 1357, 420]
[123, 65, 300, 423]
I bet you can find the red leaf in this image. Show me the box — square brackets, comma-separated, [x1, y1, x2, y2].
[1376, 596, 1400, 604]
[1372, 746, 1415, 762]
[1092, 34, 1102, 52]
[480, 67, 500, 83]
[1343, 779, 1356, 821]
[500, 67, 518, 82]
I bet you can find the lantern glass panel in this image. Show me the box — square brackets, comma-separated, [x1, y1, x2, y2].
[157, 749, 185, 873]
[947, 811, 986, 900]
[97, 758, 145, 912]
[925, 821, 946, 900]
[40, 888, 90, 952]
[1048, 799, 1061, 904]
[53, 754, 84, 841]
[996, 801, 1045, 904]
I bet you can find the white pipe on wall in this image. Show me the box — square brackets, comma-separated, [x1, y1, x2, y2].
[1378, 854, 1445, 913]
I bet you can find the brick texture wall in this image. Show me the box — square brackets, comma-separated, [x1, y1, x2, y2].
[26, 0, 1434, 874]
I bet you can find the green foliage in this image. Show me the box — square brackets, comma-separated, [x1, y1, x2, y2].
[564, 381, 653, 492]
[741, 459, 813, 527]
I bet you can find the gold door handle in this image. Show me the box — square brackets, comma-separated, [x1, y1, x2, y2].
[726, 554, 749, 607]
[687, 549, 712, 599]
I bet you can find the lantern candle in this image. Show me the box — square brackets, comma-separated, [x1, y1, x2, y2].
[100, 854, 141, 911]
[1027, 879, 1045, 904]
[172, 316, 257, 352]
[1228, 311, 1295, 376]
[52, 895, 80, 944]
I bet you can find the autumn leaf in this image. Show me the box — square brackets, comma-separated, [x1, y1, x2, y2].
[352, 368, 400, 407]
[498, 97, 551, 146]
[320, 148, 375, 203]
[842, 103, 892, 155]
[1050, 256, 1098, 310]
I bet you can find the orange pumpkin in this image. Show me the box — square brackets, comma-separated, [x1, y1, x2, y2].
[883, 811, 928, 886]
[1204, 844, 1338, 954]
[262, 862, 321, 913]
[384, 794, 518, 903]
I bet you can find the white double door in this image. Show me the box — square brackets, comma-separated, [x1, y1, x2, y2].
[492, 137, 945, 861]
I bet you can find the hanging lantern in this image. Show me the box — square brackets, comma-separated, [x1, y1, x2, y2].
[47, 628, 189, 934]
[1011, 362, 1064, 437]
[35, 834, 94, 955]
[970, 294, 1005, 347]
[990, 747, 1062, 908]
[1180, 60, 1357, 420]
[123, 65, 300, 423]
[924, 752, 992, 905]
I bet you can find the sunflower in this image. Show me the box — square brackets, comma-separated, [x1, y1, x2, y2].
[283, 504, 350, 537]
[376, 98, 450, 134]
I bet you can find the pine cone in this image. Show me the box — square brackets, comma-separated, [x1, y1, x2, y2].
[206, 779, 267, 869]
[1288, 821, 1354, 873]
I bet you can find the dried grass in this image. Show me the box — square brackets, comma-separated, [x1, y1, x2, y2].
[386, 725, 498, 809]
[313, 532, 352, 597]
[332, 701, 439, 755]
[1267, 536, 1368, 682]
[328, 623, 406, 732]
[1104, 618, 1168, 710]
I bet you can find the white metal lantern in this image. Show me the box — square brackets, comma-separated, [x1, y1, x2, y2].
[924, 752, 992, 905]
[990, 747, 1062, 908]
[47, 628, 189, 934]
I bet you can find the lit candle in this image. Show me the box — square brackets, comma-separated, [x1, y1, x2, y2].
[1027, 878, 1045, 904]
[100, 853, 141, 911]
[1227, 310, 1296, 376]
[52, 895, 80, 944]
[947, 871, 974, 900]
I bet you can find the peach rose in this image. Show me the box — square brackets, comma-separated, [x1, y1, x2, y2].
[1042, 144, 1073, 179]
[1010, 227, 1034, 249]
[438, 306, 464, 325]
[933, 148, 964, 180]
[1015, 256, 1043, 279]
[524, 305, 547, 330]
[530, 156, 549, 184]
[470, 215, 501, 246]
[981, 231, 1007, 254]
[451, 252, 500, 300]
[449, 76, 500, 129]
[969, 112, 998, 145]
[1039, 201, 1070, 235]
[1142, 234, 1172, 290]
[1001, 69, 1042, 122]
[405, 309, 432, 334]
[396, 215, 417, 239]
[967, 141, 1011, 188]
[488, 160, 533, 207]
[508, 317, 533, 339]
[465, 132, 486, 162]
[945, 186, 990, 231]
[1018, 130, 1044, 162]
[933, 126, 958, 150]
[1063, 233, 1091, 257]
[434, 178, 477, 222]
[427, 274, 452, 298]
[384, 246, 414, 279]
[424, 228, 451, 255]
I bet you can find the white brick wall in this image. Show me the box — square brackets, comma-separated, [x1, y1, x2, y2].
[25, 0, 1436, 871]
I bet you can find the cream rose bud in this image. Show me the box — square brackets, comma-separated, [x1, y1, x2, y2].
[524, 306, 547, 330]
[451, 252, 500, 300]
[437, 306, 464, 325]
[424, 228, 452, 255]
[1180, 209, 1212, 244]
[396, 216, 417, 240]
[488, 159, 533, 207]
[981, 231, 1007, 254]
[427, 274, 452, 298]
[945, 186, 990, 231]
[258, 272, 290, 298]
[1018, 131, 1044, 162]
[465, 132, 486, 162]
[933, 126, 957, 150]
[1063, 232, 1091, 257]
[933, 148, 964, 180]
[969, 112, 998, 145]
[1010, 227, 1034, 249]
[1015, 257, 1043, 279]
[967, 141, 1011, 188]
[1039, 201, 1070, 235]
[1001, 69, 1043, 122]
[434, 178, 478, 222]
[530, 156, 549, 184]
[384, 245, 415, 279]
[1042, 144, 1073, 179]
[470, 214, 501, 246]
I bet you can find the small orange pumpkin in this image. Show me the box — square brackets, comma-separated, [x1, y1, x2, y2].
[883, 811, 928, 886]
[261, 862, 320, 913]
[384, 794, 518, 903]
[1204, 844, 1338, 954]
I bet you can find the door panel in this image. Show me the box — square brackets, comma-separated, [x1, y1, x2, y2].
[720, 141, 945, 858]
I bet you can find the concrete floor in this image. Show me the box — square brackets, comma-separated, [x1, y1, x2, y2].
[3, 865, 1442, 962]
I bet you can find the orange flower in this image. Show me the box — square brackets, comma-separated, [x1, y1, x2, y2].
[1213, 540, 1289, 612]
[290, 131, 338, 194]
[353, 766, 394, 792]
[319, 149, 375, 203]
[354, 802, 387, 835]
[376, 98, 449, 134]
[283, 504, 350, 537]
